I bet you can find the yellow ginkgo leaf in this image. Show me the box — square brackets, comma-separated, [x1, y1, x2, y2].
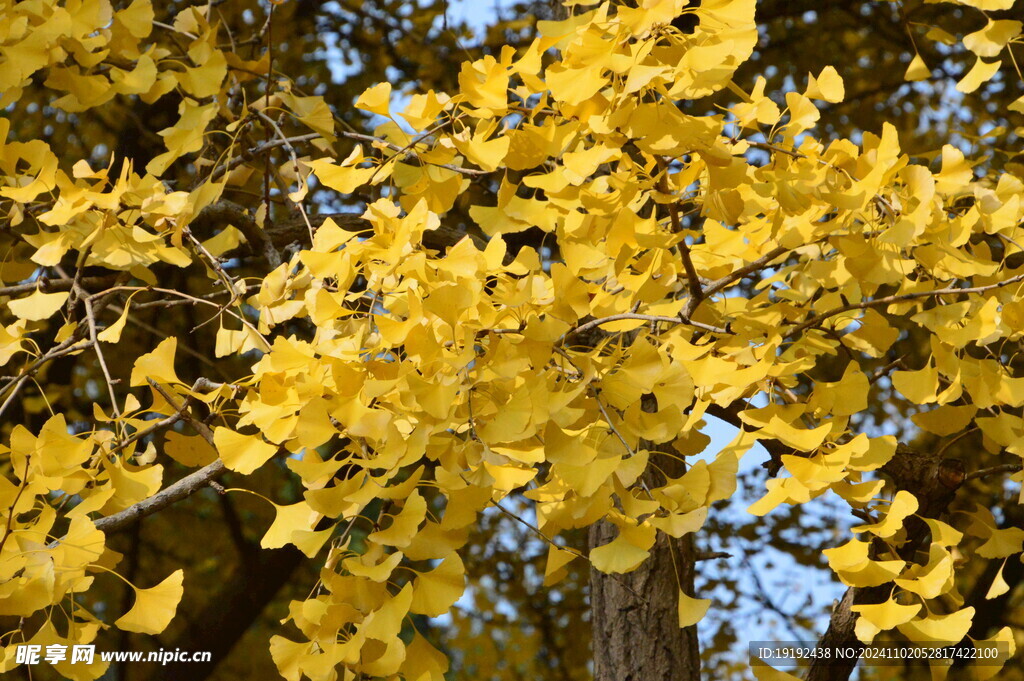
[116, 0, 155, 39]
[356, 82, 393, 117]
[344, 551, 404, 582]
[214, 427, 278, 475]
[590, 522, 656, 574]
[757, 417, 831, 452]
[98, 295, 139, 343]
[648, 506, 708, 538]
[985, 559, 1010, 599]
[307, 159, 376, 194]
[957, 57, 1000, 94]
[963, 19, 1022, 58]
[924, 517, 964, 547]
[891, 365, 938, 404]
[823, 538, 906, 588]
[971, 627, 1015, 681]
[163, 431, 217, 468]
[898, 607, 975, 644]
[895, 545, 954, 599]
[129, 337, 181, 387]
[368, 491, 427, 548]
[852, 597, 920, 630]
[543, 545, 578, 586]
[753, 665, 803, 681]
[269, 636, 307, 681]
[7, 290, 68, 322]
[853, 490, 918, 538]
[904, 53, 930, 81]
[677, 589, 711, 628]
[805, 65, 844, 103]
[401, 632, 450, 681]
[411, 552, 465, 616]
[977, 527, 1024, 558]
[362, 583, 413, 642]
[747, 478, 792, 517]
[260, 500, 322, 550]
[115, 570, 184, 634]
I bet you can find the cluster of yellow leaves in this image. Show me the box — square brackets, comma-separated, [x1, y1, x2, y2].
[907, 0, 1024, 107]
[4, 0, 1024, 679]
[209, 1, 1024, 677]
[0, 413, 182, 679]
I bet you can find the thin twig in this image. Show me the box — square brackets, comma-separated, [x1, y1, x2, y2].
[563, 313, 729, 343]
[492, 500, 650, 604]
[77, 285, 122, 427]
[209, 133, 320, 181]
[0, 334, 92, 420]
[594, 392, 635, 457]
[337, 130, 491, 176]
[869, 356, 907, 384]
[657, 158, 704, 317]
[0, 457, 31, 556]
[105, 379, 226, 458]
[0, 275, 119, 298]
[702, 244, 790, 298]
[147, 379, 215, 444]
[695, 550, 731, 561]
[964, 463, 1023, 482]
[107, 411, 186, 458]
[256, 110, 315, 241]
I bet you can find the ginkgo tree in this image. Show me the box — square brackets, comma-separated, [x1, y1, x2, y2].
[2, 0, 1024, 680]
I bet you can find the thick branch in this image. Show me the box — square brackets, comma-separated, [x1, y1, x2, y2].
[94, 460, 225, 534]
[0, 275, 120, 298]
[92, 379, 223, 534]
[964, 463, 1023, 482]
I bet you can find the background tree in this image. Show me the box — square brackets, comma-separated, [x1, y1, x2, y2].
[2, 1, 1024, 681]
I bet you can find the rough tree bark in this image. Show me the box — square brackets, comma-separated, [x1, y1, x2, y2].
[589, 524, 700, 681]
[589, 419, 701, 681]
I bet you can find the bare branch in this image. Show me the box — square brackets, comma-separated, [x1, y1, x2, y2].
[563, 313, 730, 343]
[86, 380, 227, 535]
[93, 459, 226, 534]
[78, 284, 123, 431]
[0, 275, 120, 298]
[964, 463, 1023, 482]
[715, 248, 788, 295]
[338, 130, 492, 176]
[209, 133, 320, 182]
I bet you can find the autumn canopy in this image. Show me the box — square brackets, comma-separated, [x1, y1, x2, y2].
[2, 0, 1024, 679]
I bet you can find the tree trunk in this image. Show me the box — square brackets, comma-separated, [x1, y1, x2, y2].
[589, 445, 700, 681]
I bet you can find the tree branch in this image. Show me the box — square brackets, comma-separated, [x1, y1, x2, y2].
[563, 313, 730, 343]
[786, 271, 1024, 340]
[208, 133, 320, 182]
[338, 130, 492, 176]
[964, 463, 1023, 482]
[88, 380, 224, 535]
